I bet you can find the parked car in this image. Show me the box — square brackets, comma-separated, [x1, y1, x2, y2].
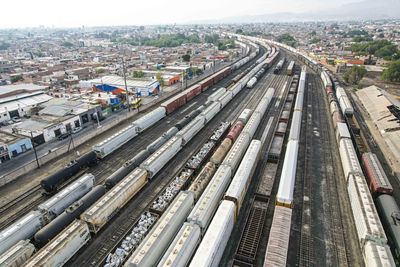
[58, 133, 70, 140]
[12, 117, 21, 123]
[71, 127, 82, 134]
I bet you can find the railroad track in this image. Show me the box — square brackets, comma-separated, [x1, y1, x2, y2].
[68, 46, 273, 266]
[0, 47, 267, 232]
[313, 74, 349, 266]
[298, 69, 314, 266]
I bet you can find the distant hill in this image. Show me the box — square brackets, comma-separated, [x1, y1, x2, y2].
[193, 0, 400, 23]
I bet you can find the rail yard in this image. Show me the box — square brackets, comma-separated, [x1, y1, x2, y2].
[0, 32, 399, 267]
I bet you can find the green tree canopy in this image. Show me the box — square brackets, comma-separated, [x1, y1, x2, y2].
[143, 33, 200, 47]
[182, 54, 191, 62]
[350, 40, 400, 60]
[0, 42, 10, 50]
[276, 33, 297, 47]
[343, 65, 367, 85]
[382, 60, 400, 82]
[132, 70, 144, 78]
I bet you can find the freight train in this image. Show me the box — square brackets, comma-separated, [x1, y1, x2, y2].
[124, 86, 275, 267]
[11, 42, 280, 267]
[38, 40, 263, 195]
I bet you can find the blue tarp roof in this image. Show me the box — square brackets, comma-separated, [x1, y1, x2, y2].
[95, 84, 119, 92]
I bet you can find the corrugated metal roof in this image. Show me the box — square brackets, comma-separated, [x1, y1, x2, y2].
[87, 75, 158, 88]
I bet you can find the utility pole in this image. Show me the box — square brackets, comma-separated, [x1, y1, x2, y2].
[121, 56, 130, 112]
[30, 131, 40, 168]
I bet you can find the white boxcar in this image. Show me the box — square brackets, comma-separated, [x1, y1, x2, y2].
[125, 191, 194, 267]
[200, 102, 221, 124]
[238, 109, 252, 124]
[133, 107, 166, 132]
[347, 174, 387, 246]
[0, 211, 43, 255]
[363, 241, 395, 267]
[189, 200, 236, 267]
[222, 132, 251, 172]
[208, 88, 226, 103]
[231, 83, 243, 96]
[38, 173, 95, 221]
[0, 240, 35, 267]
[24, 220, 90, 267]
[217, 91, 233, 108]
[140, 136, 183, 178]
[81, 168, 147, 233]
[187, 165, 232, 231]
[293, 90, 304, 112]
[336, 122, 351, 143]
[242, 111, 261, 139]
[246, 77, 257, 88]
[157, 222, 201, 267]
[288, 110, 302, 141]
[93, 124, 138, 158]
[336, 87, 354, 116]
[263, 206, 292, 267]
[254, 88, 275, 115]
[276, 140, 299, 208]
[339, 138, 362, 181]
[176, 117, 205, 145]
[224, 140, 261, 213]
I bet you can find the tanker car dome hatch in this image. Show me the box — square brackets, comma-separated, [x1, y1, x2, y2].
[392, 212, 400, 224]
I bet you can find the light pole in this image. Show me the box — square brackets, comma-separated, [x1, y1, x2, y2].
[121, 56, 130, 112]
[30, 131, 40, 168]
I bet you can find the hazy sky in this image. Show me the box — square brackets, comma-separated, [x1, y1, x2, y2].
[1, 0, 361, 28]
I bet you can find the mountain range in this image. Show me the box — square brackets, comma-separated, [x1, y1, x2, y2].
[193, 0, 400, 23]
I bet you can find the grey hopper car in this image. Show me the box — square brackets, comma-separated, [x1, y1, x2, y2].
[0, 240, 35, 267]
[34, 185, 106, 247]
[38, 173, 95, 222]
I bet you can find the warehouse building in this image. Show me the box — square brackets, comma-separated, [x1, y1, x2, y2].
[81, 75, 160, 96]
[356, 85, 400, 170]
[0, 83, 52, 123]
[0, 131, 33, 163]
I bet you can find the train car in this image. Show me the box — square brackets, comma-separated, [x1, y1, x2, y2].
[362, 153, 393, 196]
[246, 77, 257, 88]
[25, 220, 91, 267]
[217, 91, 233, 108]
[363, 241, 396, 267]
[34, 185, 106, 247]
[186, 141, 216, 171]
[336, 87, 354, 116]
[210, 138, 233, 166]
[80, 168, 148, 233]
[286, 61, 295, 76]
[38, 173, 95, 222]
[0, 240, 35, 267]
[92, 124, 139, 159]
[320, 70, 333, 93]
[125, 191, 194, 267]
[209, 122, 231, 144]
[237, 109, 252, 124]
[200, 102, 221, 124]
[226, 121, 245, 142]
[161, 94, 187, 115]
[188, 162, 217, 200]
[263, 206, 292, 267]
[133, 107, 166, 132]
[150, 169, 194, 215]
[176, 116, 205, 146]
[189, 200, 236, 267]
[276, 140, 299, 208]
[158, 222, 201, 267]
[140, 136, 183, 178]
[242, 111, 261, 140]
[187, 165, 232, 231]
[288, 111, 302, 141]
[105, 150, 150, 189]
[273, 58, 285, 74]
[222, 133, 251, 172]
[338, 138, 363, 181]
[207, 88, 226, 104]
[0, 211, 44, 255]
[182, 84, 202, 102]
[224, 140, 261, 214]
[347, 173, 387, 246]
[198, 76, 215, 92]
[375, 195, 400, 260]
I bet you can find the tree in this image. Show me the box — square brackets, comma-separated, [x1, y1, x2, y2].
[182, 54, 191, 62]
[10, 75, 23, 83]
[236, 29, 243, 34]
[204, 34, 220, 44]
[61, 41, 74, 48]
[343, 65, 367, 85]
[0, 42, 10, 50]
[156, 72, 165, 88]
[276, 33, 297, 47]
[310, 30, 317, 36]
[95, 68, 106, 74]
[310, 38, 321, 44]
[382, 60, 400, 82]
[132, 70, 145, 78]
